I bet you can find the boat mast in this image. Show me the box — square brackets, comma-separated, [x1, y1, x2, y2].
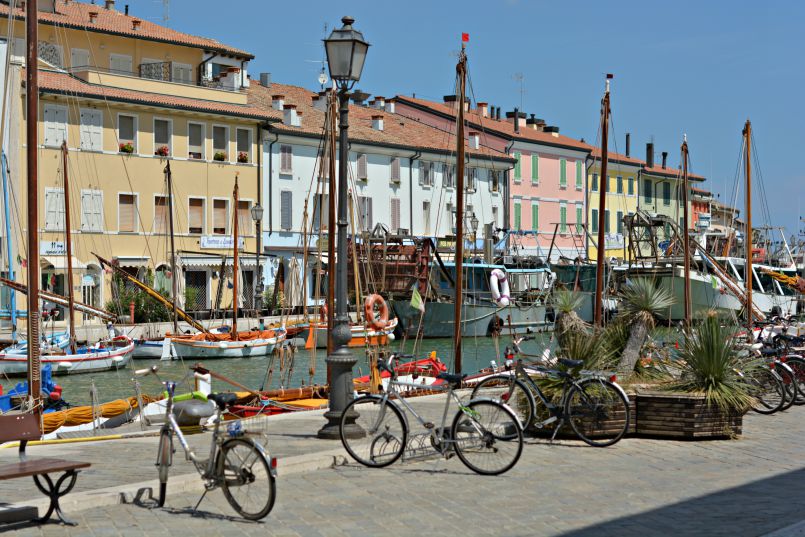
[681, 136, 691, 327]
[594, 75, 611, 328]
[744, 120, 753, 331]
[164, 162, 178, 334]
[61, 143, 76, 353]
[453, 39, 467, 374]
[25, 0, 42, 410]
[1, 153, 16, 341]
[232, 174, 239, 340]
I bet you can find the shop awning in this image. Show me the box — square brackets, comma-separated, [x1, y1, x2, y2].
[113, 256, 150, 268]
[181, 255, 259, 268]
[40, 256, 87, 270]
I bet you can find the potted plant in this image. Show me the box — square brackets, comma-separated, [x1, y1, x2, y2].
[551, 288, 588, 349]
[616, 278, 675, 375]
[214, 151, 227, 162]
[237, 151, 249, 163]
[119, 142, 134, 154]
[155, 145, 170, 157]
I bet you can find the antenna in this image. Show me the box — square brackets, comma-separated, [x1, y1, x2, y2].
[513, 72, 525, 110]
[162, 0, 169, 26]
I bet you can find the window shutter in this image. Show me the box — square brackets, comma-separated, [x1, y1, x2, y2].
[91, 192, 103, 231]
[514, 152, 521, 180]
[617, 211, 624, 234]
[366, 197, 373, 231]
[213, 199, 227, 234]
[531, 155, 539, 183]
[576, 206, 583, 233]
[154, 197, 167, 234]
[391, 158, 400, 183]
[391, 198, 400, 232]
[514, 203, 521, 231]
[80, 191, 92, 231]
[418, 161, 424, 186]
[237, 201, 251, 233]
[531, 203, 538, 232]
[119, 194, 135, 232]
[79, 110, 92, 149]
[591, 209, 598, 233]
[45, 190, 64, 231]
[71, 48, 89, 69]
[280, 145, 292, 173]
[560, 205, 567, 233]
[91, 111, 102, 150]
[604, 209, 610, 233]
[358, 154, 367, 180]
[560, 159, 567, 186]
[80, 110, 102, 151]
[189, 199, 204, 233]
[576, 161, 582, 188]
[280, 191, 292, 230]
[213, 126, 228, 154]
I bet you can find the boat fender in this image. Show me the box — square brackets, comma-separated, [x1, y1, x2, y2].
[489, 269, 510, 307]
[364, 294, 390, 331]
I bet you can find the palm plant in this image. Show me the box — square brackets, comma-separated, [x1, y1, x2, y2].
[552, 288, 589, 349]
[617, 278, 675, 374]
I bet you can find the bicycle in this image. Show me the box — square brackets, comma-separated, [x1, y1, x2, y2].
[339, 354, 524, 476]
[470, 336, 631, 447]
[134, 365, 277, 520]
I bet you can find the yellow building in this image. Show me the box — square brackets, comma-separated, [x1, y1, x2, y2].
[1, 0, 278, 325]
[586, 149, 644, 262]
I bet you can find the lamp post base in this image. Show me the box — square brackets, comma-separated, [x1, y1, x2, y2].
[317, 345, 364, 439]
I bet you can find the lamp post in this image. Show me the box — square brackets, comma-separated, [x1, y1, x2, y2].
[250, 202, 264, 312]
[318, 16, 370, 440]
[470, 212, 479, 259]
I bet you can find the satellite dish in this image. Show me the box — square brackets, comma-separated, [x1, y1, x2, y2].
[318, 71, 328, 86]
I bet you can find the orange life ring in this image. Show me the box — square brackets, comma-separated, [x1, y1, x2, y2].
[320, 303, 328, 322]
[364, 294, 389, 331]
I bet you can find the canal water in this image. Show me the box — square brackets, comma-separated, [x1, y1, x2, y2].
[6, 333, 555, 406]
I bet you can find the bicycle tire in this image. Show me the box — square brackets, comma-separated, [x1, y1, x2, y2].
[749, 367, 785, 414]
[566, 378, 630, 448]
[775, 363, 797, 411]
[340, 395, 407, 468]
[217, 438, 276, 520]
[451, 399, 523, 476]
[783, 356, 805, 405]
[156, 429, 172, 507]
[470, 375, 535, 430]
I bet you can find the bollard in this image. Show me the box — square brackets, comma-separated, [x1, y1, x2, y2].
[129, 301, 135, 324]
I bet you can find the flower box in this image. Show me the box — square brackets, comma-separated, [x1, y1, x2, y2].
[635, 392, 743, 439]
[237, 151, 249, 163]
[119, 142, 134, 154]
[213, 152, 227, 162]
[155, 145, 170, 157]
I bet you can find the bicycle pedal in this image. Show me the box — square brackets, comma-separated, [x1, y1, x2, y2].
[423, 422, 435, 429]
[542, 416, 558, 426]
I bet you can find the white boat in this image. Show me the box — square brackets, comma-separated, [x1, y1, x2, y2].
[2, 331, 71, 355]
[170, 328, 286, 359]
[712, 257, 798, 317]
[0, 336, 134, 376]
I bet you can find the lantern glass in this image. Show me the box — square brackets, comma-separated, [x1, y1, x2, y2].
[324, 16, 370, 83]
[251, 203, 264, 223]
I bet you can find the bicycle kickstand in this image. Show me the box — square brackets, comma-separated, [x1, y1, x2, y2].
[549, 420, 563, 444]
[192, 488, 209, 513]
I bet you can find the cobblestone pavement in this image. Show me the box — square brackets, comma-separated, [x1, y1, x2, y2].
[4, 395, 805, 536]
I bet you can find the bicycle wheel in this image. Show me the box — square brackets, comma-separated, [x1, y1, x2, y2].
[451, 400, 523, 476]
[155, 428, 172, 507]
[748, 367, 785, 414]
[218, 438, 276, 520]
[775, 363, 797, 411]
[783, 357, 805, 405]
[340, 395, 407, 468]
[470, 375, 534, 429]
[566, 379, 630, 447]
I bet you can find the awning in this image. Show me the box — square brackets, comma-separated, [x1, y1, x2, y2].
[40, 256, 87, 270]
[181, 255, 259, 268]
[114, 256, 150, 268]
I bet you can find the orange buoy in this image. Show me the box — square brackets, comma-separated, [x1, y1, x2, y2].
[320, 303, 328, 322]
[364, 294, 389, 331]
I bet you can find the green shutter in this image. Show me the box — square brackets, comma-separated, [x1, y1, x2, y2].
[560, 205, 567, 233]
[560, 159, 567, 186]
[591, 209, 598, 233]
[617, 211, 623, 234]
[514, 202, 521, 230]
[628, 176, 634, 195]
[576, 206, 583, 233]
[531, 203, 539, 232]
[604, 210, 610, 233]
[531, 154, 539, 183]
[514, 152, 521, 180]
[575, 161, 582, 188]
[592, 174, 598, 192]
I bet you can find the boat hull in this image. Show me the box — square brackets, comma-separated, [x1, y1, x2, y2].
[0, 339, 134, 376]
[171, 334, 285, 359]
[299, 318, 398, 349]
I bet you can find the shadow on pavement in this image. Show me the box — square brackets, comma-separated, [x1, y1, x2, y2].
[559, 467, 805, 537]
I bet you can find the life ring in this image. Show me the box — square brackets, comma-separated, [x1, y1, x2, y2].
[489, 268, 510, 307]
[364, 294, 390, 331]
[320, 303, 328, 322]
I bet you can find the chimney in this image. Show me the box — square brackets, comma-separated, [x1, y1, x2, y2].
[124, 4, 129, 15]
[131, 19, 141, 31]
[443, 95, 458, 110]
[646, 142, 654, 168]
[477, 102, 488, 118]
[371, 115, 384, 131]
[661, 151, 668, 169]
[88, 10, 99, 23]
[272, 94, 284, 111]
[505, 108, 523, 133]
[625, 133, 631, 157]
[544, 126, 560, 137]
[283, 104, 300, 127]
[463, 99, 469, 112]
[469, 131, 480, 150]
[384, 100, 395, 114]
[259, 72, 272, 88]
[526, 114, 545, 131]
[372, 96, 385, 109]
[105, 0, 115, 10]
[496, 107, 502, 120]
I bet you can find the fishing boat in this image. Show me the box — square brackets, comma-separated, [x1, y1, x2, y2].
[299, 317, 397, 349]
[0, 335, 133, 376]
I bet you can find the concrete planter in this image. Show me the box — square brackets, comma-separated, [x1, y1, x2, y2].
[635, 392, 743, 439]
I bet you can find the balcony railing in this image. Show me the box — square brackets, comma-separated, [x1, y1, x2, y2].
[67, 63, 238, 92]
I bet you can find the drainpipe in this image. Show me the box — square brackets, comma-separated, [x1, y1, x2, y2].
[409, 151, 421, 235]
[197, 52, 219, 85]
[267, 131, 279, 236]
[240, 59, 246, 88]
[504, 140, 515, 252]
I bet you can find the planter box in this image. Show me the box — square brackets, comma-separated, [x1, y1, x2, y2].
[635, 392, 743, 439]
[531, 397, 636, 439]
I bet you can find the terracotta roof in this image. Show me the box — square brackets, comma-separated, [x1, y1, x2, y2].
[588, 147, 644, 166]
[250, 82, 513, 161]
[394, 95, 591, 152]
[642, 163, 705, 181]
[691, 186, 712, 195]
[0, 0, 252, 58]
[38, 69, 277, 120]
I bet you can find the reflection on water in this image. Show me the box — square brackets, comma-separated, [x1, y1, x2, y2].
[2, 333, 555, 406]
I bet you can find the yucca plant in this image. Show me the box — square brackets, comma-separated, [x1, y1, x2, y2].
[666, 315, 754, 412]
[617, 278, 675, 374]
[552, 288, 589, 349]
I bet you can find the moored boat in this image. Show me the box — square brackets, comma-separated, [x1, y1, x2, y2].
[0, 335, 134, 376]
[170, 328, 286, 359]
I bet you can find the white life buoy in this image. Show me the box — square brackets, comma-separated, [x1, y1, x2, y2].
[489, 268, 510, 307]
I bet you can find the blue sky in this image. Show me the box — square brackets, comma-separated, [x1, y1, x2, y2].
[134, 0, 803, 238]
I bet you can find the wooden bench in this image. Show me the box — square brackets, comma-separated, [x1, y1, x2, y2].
[0, 413, 90, 525]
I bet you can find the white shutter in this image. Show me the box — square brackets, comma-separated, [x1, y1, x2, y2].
[71, 48, 90, 69]
[44, 105, 67, 147]
[54, 107, 67, 146]
[390, 198, 400, 232]
[280, 145, 292, 173]
[172, 63, 192, 84]
[79, 109, 102, 150]
[80, 191, 92, 231]
[44, 189, 64, 231]
[366, 197, 373, 231]
[280, 191, 292, 230]
[357, 154, 367, 180]
[91, 191, 103, 231]
[418, 161, 424, 186]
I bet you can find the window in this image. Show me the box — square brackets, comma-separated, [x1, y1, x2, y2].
[212, 199, 229, 235]
[423, 201, 431, 235]
[70, 48, 89, 69]
[559, 159, 567, 187]
[466, 168, 477, 191]
[237, 200, 252, 234]
[79, 108, 102, 151]
[491, 206, 499, 227]
[188, 123, 204, 160]
[38, 42, 62, 67]
[439, 163, 451, 188]
[531, 154, 539, 184]
[279, 144, 293, 174]
[44, 188, 65, 231]
[236, 128, 251, 163]
[591, 209, 598, 233]
[118, 114, 137, 152]
[575, 161, 583, 189]
[560, 203, 567, 233]
[663, 182, 671, 206]
[390, 197, 401, 232]
[420, 161, 433, 186]
[592, 173, 598, 192]
[531, 202, 539, 232]
[109, 53, 132, 74]
[628, 176, 634, 196]
[312, 193, 329, 230]
[43, 104, 67, 147]
[644, 179, 653, 203]
[664, 222, 671, 239]
[357, 154, 368, 180]
[118, 193, 137, 233]
[280, 191, 292, 230]
[80, 190, 103, 232]
[604, 209, 611, 233]
[154, 118, 171, 156]
[490, 170, 500, 193]
[514, 152, 522, 181]
[514, 201, 521, 231]
[390, 157, 401, 183]
[189, 198, 205, 234]
[358, 196, 373, 231]
[616, 176, 623, 194]
[213, 126, 229, 161]
[153, 196, 167, 234]
[171, 62, 192, 84]
[576, 205, 583, 233]
[445, 202, 454, 232]
[617, 211, 623, 234]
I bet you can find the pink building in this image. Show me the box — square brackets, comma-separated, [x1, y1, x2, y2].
[393, 96, 591, 261]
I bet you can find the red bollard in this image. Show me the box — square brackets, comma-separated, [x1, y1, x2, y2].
[129, 301, 135, 324]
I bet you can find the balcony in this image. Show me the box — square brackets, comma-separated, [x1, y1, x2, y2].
[69, 63, 248, 106]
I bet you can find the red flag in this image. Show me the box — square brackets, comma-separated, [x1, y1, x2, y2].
[462, 33, 469, 42]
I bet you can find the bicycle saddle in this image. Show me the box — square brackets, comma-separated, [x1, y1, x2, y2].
[436, 372, 467, 386]
[759, 348, 780, 357]
[208, 392, 238, 410]
[558, 358, 584, 368]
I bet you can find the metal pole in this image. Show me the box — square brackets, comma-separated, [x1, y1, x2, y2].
[594, 78, 611, 327]
[681, 138, 692, 327]
[318, 89, 361, 439]
[232, 175, 240, 340]
[453, 44, 467, 374]
[327, 90, 337, 357]
[165, 162, 178, 334]
[744, 120, 753, 332]
[61, 143, 76, 353]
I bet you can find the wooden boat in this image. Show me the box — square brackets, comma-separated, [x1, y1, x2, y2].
[0, 336, 134, 376]
[300, 317, 397, 349]
[170, 328, 286, 359]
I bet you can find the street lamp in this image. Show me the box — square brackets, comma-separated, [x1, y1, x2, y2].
[470, 212, 479, 258]
[318, 16, 370, 440]
[250, 202, 264, 312]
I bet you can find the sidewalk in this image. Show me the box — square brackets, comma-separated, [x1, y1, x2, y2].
[3, 393, 805, 536]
